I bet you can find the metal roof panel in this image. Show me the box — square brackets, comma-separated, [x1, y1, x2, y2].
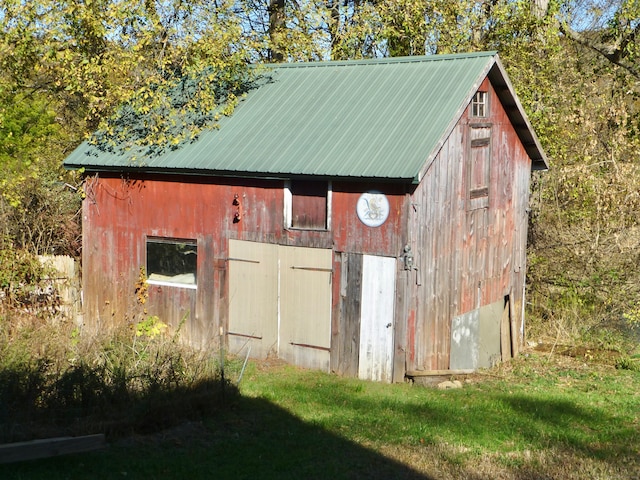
[64, 51, 546, 179]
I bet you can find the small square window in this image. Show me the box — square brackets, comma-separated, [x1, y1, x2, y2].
[471, 91, 488, 118]
[146, 238, 197, 288]
[284, 180, 331, 230]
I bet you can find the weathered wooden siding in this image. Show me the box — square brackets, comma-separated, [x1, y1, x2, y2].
[82, 176, 285, 344]
[406, 78, 532, 372]
[332, 182, 408, 257]
[82, 175, 409, 353]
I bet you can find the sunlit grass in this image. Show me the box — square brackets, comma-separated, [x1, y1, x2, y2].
[239, 355, 638, 455]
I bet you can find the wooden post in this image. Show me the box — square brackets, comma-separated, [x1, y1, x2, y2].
[500, 298, 511, 361]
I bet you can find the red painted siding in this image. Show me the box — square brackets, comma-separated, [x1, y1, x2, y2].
[82, 175, 410, 345]
[404, 77, 532, 371]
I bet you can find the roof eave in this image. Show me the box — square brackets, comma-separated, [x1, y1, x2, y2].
[489, 57, 549, 170]
[70, 163, 416, 184]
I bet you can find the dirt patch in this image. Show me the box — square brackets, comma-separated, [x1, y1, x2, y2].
[533, 343, 624, 365]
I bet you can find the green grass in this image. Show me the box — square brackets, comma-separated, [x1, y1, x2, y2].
[1, 352, 638, 480]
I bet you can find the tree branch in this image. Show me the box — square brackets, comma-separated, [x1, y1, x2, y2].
[559, 22, 640, 79]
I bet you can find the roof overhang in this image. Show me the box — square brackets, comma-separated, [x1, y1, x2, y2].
[488, 57, 549, 171]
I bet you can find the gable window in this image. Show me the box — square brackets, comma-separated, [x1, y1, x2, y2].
[471, 91, 488, 118]
[284, 180, 331, 230]
[146, 238, 197, 289]
[468, 126, 491, 210]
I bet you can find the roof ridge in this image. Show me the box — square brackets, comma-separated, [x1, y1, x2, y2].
[263, 51, 498, 69]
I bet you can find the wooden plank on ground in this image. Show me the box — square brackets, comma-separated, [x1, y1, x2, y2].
[406, 369, 475, 377]
[0, 434, 106, 464]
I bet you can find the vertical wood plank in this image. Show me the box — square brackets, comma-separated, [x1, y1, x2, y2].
[359, 255, 396, 382]
[336, 253, 363, 377]
[393, 267, 408, 383]
[509, 293, 519, 358]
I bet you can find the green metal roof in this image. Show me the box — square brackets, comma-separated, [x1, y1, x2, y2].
[64, 51, 547, 182]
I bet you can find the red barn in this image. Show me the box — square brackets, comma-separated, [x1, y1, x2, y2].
[64, 52, 547, 382]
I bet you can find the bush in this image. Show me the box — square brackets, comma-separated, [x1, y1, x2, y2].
[0, 174, 81, 257]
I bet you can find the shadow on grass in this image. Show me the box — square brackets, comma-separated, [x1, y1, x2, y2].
[1, 363, 638, 479]
[266, 375, 639, 478]
[0, 390, 433, 480]
[500, 394, 638, 460]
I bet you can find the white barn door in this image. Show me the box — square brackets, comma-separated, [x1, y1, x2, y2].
[358, 255, 396, 382]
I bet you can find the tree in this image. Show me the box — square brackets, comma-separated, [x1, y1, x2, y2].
[529, 0, 640, 78]
[0, 0, 250, 135]
[0, 0, 252, 255]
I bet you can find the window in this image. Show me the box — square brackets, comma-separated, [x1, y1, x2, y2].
[284, 180, 331, 230]
[471, 91, 488, 118]
[468, 126, 491, 210]
[146, 238, 197, 288]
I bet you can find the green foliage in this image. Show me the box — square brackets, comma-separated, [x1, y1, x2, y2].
[135, 315, 168, 339]
[615, 354, 640, 372]
[0, 90, 65, 173]
[89, 65, 260, 157]
[0, 174, 82, 256]
[0, 242, 46, 289]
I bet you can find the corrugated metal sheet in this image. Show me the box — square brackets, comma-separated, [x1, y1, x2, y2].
[64, 52, 531, 181]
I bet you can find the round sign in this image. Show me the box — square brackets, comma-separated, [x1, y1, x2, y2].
[356, 191, 390, 227]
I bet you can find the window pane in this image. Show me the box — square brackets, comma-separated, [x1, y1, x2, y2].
[147, 239, 197, 286]
[472, 91, 487, 117]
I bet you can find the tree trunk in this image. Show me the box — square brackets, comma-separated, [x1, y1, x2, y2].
[531, 0, 549, 19]
[269, 0, 286, 62]
[328, 0, 340, 59]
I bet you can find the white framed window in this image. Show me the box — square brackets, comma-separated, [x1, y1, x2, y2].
[146, 238, 197, 289]
[284, 180, 332, 230]
[471, 91, 488, 118]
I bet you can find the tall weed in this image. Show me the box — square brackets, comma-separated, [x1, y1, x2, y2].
[0, 311, 231, 443]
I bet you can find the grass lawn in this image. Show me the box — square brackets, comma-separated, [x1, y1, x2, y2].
[1, 350, 638, 479]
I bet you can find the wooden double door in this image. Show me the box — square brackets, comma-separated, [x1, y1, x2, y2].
[227, 240, 332, 371]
